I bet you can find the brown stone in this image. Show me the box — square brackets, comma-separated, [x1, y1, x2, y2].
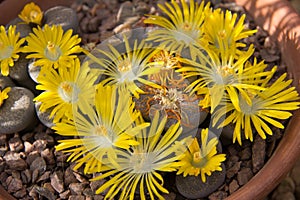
[51, 171, 65, 193]
[252, 135, 266, 173]
[229, 179, 239, 194]
[237, 168, 254, 186]
[8, 136, 24, 152]
[226, 161, 241, 179]
[4, 152, 27, 170]
[6, 176, 23, 193]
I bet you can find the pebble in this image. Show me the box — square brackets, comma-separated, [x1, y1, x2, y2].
[6, 17, 32, 38]
[69, 182, 88, 195]
[8, 53, 38, 94]
[3, 152, 27, 171]
[35, 185, 57, 200]
[34, 102, 55, 128]
[252, 135, 266, 173]
[0, 75, 15, 88]
[0, 87, 37, 134]
[8, 135, 24, 152]
[6, 176, 23, 193]
[237, 168, 254, 186]
[43, 6, 79, 33]
[176, 164, 226, 199]
[50, 171, 65, 193]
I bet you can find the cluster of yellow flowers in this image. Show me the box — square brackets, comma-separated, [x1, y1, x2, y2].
[0, 1, 299, 199]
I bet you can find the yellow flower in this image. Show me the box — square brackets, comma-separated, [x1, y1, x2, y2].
[34, 58, 98, 123]
[54, 83, 149, 173]
[176, 128, 226, 182]
[144, 0, 211, 60]
[204, 9, 256, 54]
[18, 2, 43, 25]
[0, 87, 11, 107]
[91, 111, 185, 200]
[178, 45, 273, 112]
[213, 73, 300, 144]
[23, 24, 82, 69]
[87, 36, 160, 98]
[0, 25, 25, 76]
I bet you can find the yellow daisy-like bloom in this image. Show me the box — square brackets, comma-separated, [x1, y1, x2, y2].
[18, 2, 43, 25]
[23, 24, 82, 69]
[144, 0, 211, 60]
[178, 45, 274, 112]
[204, 8, 257, 54]
[176, 128, 226, 182]
[0, 87, 11, 107]
[54, 83, 149, 173]
[87, 36, 160, 98]
[0, 25, 25, 76]
[91, 111, 185, 200]
[34, 58, 99, 123]
[213, 73, 300, 144]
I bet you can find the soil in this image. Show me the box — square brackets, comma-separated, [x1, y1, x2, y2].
[0, 0, 298, 200]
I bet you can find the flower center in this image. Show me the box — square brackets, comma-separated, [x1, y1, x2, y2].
[192, 151, 207, 168]
[95, 125, 108, 136]
[58, 81, 79, 103]
[30, 10, 39, 20]
[218, 30, 227, 39]
[45, 41, 62, 61]
[212, 65, 236, 85]
[130, 151, 155, 173]
[0, 42, 14, 60]
[183, 23, 192, 31]
[117, 59, 132, 72]
[154, 88, 183, 110]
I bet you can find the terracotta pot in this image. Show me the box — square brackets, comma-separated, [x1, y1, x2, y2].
[0, 0, 300, 199]
[226, 0, 300, 199]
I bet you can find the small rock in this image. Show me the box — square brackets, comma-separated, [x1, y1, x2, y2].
[116, 1, 135, 23]
[239, 147, 251, 160]
[208, 191, 228, 200]
[64, 166, 79, 186]
[176, 164, 226, 199]
[60, 189, 71, 199]
[31, 169, 39, 183]
[8, 135, 24, 152]
[41, 148, 55, 165]
[43, 6, 79, 32]
[0, 74, 15, 88]
[226, 161, 241, 179]
[32, 139, 47, 153]
[0, 87, 37, 134]
[83, 188, 94, 196]
[162, 191, 176, 200]
[37, 171, 51, 182]
[4, 152, 27, 170]
[35, 185, 57, 200]
[6, 176, 23, 193]
[237, 168, 253, 186]
[30, 156, 47, 174]
[14, 186, 27, 198]
[21, 169, 32, 184]
[9, 53, 38, 93]
[34, 131, 55, 145]
[6, 17, 32, 38]
[35, 102, 55, 128]
[69, 182, 88, 195]
[68, 195, 85, 200]
[51, 171, 65, 193]
[229, 179, 239, 194]
[252, 135, 266, 173]
[88, 17, 102, 33]
[26, 151, 40, 165]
